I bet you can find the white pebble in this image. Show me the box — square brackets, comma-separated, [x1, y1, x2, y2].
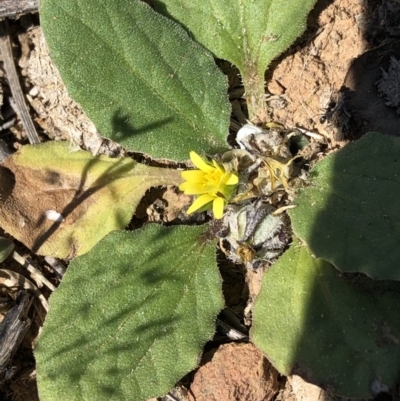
[45, 210, 64, 223]
[236, 124, 265, 149]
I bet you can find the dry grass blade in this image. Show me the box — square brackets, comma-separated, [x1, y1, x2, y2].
[12, 251, 56, 292]
[0, 19, 40, 144]
[0, 269, 48, 312]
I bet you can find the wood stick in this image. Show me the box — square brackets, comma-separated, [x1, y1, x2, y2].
[0, 0, 38, 19]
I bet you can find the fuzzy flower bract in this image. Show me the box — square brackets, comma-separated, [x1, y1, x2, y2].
[179, 151, 238, 219]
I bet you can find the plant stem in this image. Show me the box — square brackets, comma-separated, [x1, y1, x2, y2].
[242, 68, 267, 122]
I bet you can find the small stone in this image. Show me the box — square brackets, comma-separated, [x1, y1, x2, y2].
[29, 86, 38, 97]
[189, 343, 278, 401]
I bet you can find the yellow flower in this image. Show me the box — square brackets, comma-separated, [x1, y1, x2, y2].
[179, 151, 238, 219]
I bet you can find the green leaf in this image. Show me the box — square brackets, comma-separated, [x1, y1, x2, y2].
[36, 224, 223, 401]
[40, 0, 230, 161]
[289, 132, 400, 280]
[252, 238, 400, 398]
[0, 142, 182, 258]
[0, 237, 14, 263]
[153, 0, 317, 118]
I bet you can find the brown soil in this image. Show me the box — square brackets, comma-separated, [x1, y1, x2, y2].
[0, 1, 398, 400]
[268, 0, 368, 142]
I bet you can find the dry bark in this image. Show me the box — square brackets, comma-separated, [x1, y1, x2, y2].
[0, 291, 32, 377]
[0, 0, 38, 19]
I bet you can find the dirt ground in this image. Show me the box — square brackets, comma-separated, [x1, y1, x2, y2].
[0, 0, 399, 400]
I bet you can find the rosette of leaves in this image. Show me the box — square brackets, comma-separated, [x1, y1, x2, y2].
[30, 0, 350, 400]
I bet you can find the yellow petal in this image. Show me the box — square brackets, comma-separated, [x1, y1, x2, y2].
[179, 181, 206, 195]
[212, 196, 225, 219]
[181, 170, 206, 183]
[212, 159, 225, 173]
[224, 173, 239, 186]
[187, 194, 215, 214]
[190, 151, 214, 173]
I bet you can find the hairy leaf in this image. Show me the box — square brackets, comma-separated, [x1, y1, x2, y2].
[252, 239, 400, 398]
[36, 224, 223, 401]
[40, 0, 230, 161]
[0, 142, 181, 258]
[289, 132, 400, 280]
[153, 0, 317, 117]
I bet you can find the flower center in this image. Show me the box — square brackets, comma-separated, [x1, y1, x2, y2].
[204, 170, 224, 193]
